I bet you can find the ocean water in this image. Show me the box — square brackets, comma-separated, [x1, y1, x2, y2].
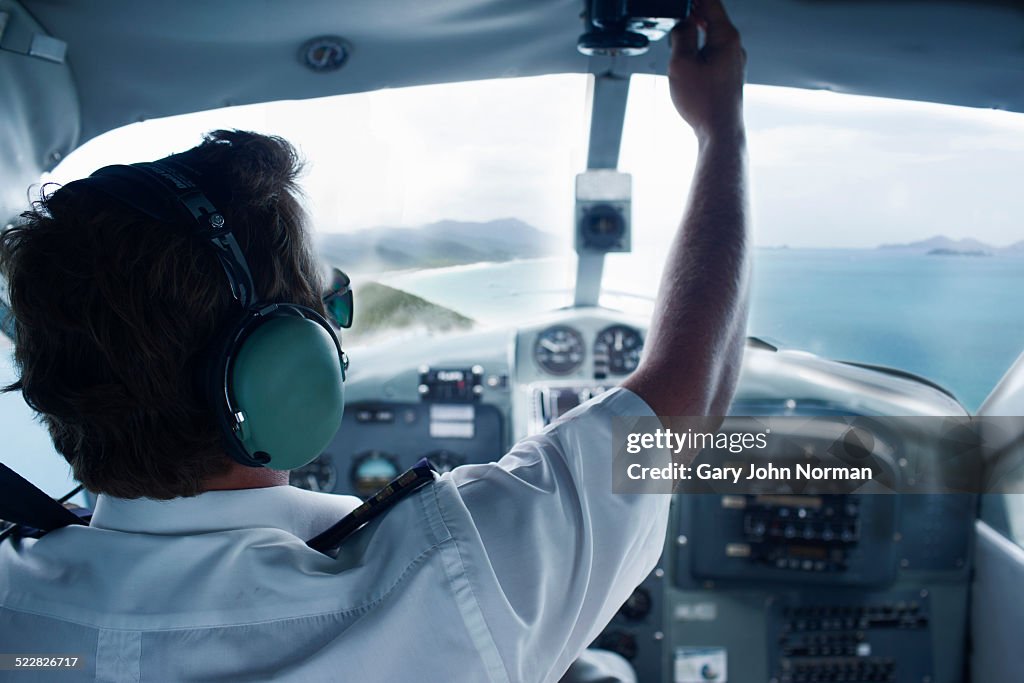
[746, 249, 1024, 411]
[382, 249, 1024, 413]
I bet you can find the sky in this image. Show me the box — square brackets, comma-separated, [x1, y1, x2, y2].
[45, 74, 1024, 250]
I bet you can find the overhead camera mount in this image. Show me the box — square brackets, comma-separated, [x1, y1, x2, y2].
[577, 0, 692, 57]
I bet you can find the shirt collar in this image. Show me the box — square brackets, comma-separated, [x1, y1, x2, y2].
[90, 486, 361, 540]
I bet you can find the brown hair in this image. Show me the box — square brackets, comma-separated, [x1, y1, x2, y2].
[0, 130, 325, 499]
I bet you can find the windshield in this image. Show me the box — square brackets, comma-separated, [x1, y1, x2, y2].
[39, 74, 1024, 410]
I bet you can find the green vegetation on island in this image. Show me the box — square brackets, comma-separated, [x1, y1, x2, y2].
[345, 281, 474, 345]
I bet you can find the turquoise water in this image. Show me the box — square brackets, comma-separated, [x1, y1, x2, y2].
[747, 250, 1024, 411]
[382, 250, 1024, 412]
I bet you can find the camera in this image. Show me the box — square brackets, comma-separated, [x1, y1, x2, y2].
[578, 0, 693, 56]
[575, 170, 631, 254]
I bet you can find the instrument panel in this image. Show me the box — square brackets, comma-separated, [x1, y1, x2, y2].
[292, 312, 651, 498]
[532, 321, 643, 378]
[593, 410, 976, 683]
[292, 400, 504, 499]
[527, 319, 645, 381]
[292, 308, 972, 682]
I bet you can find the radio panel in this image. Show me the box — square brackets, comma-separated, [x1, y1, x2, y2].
[594, 487, 973, 682]
[768, 590, 932, 683]
[679, 494, 899, 587]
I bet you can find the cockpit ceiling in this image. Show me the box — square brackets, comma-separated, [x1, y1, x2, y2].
[19, 0, 1024, 144]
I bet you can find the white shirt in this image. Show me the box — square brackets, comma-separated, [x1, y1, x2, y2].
[0, 388, 669, 683]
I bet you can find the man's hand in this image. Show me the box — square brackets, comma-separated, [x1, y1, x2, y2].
[668, 0, 746, 141]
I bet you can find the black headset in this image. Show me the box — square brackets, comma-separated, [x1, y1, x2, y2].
[65, 153, 350, 470]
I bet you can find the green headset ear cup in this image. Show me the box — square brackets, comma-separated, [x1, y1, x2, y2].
[230, 315, 345, 470]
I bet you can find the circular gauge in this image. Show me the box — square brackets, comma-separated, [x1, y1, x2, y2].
[594, 324, 643, 375]
[534, 325, 585, 375]
[350, 451, 400, 498]
[618, 587, 652, 621]
[289, 454, 337, 493]
[423, 450, 465, 474]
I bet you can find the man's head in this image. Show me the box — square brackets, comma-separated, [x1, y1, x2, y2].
[0, 130, 326, 499]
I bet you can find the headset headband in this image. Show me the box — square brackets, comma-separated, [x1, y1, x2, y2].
[72, 160, 258, 308]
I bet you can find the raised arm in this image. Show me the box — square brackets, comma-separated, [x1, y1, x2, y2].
[622, 0, 749, 418]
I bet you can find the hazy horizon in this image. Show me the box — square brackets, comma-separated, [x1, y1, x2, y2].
[318, 217, 1024, 252]
[43, 74, 1024, 250]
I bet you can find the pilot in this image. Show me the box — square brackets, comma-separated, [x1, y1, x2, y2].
[0, 1, 747, 681]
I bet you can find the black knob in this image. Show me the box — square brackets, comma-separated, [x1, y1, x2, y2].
[619, 587, 652, 621]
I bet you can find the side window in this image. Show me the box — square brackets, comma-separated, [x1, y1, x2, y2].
[0, 339, 78, 499]
[980, 495, 1024, 550]
[978, 355, 1024, 548]
[980, 450, 1024, 548]
[1002, 496, 1024, 545]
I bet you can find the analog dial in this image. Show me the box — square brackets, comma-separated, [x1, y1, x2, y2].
[594, 324, 643, 376]
[350, 451, 400, 498]
[289, 454, 337, 493]
[533, 325, 586, 375]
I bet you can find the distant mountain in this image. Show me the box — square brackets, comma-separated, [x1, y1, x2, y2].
[1002, 239, 1024, 255]
[879, 235, 995, 254]
[877, 235, 1024, 256]
[317, 218, 556, 272]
